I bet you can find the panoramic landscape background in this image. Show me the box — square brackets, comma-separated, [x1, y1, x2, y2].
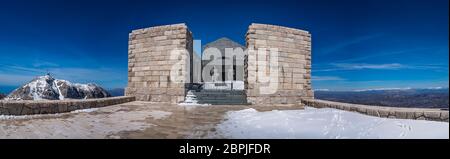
[0, 0, 448, 108]
[315, 88, 449, 108]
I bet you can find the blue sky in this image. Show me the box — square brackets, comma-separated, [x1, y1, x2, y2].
[0, 0, 448, 93]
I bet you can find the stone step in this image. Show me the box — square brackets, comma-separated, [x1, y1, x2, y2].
[194, 90, 246, 94]
[193, 93, 246, 96]
[195, 94, 245, 97]
[197, 99, 247, 102]
[194, 92, 245, 95]
[197, 97, 246, 100]
[197, 101, 250, 105]
[185, 89, 248, 105]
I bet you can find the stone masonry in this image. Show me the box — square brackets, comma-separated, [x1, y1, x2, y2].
[302, 99, 449, 122]
[0, 96, 135, 115]
[126, 23, 313, 105]
[126, 23, 193, 103]
[245, 23, 313, 105]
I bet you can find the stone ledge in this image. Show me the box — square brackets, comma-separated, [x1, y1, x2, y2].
[131, 23, 187, 34]
[249, 23, 310, 35]
[0, 96, 136, 116]
[301, 99, 449, 122]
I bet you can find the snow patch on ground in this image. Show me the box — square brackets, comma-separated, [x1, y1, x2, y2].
[178, 103, 212, 111]
[71, 108, 99, 113]
[0, 108, 99, 120]
[148, 110, 172, 120]
[178, 103, 211, 106]
[214, 107, 449, 139]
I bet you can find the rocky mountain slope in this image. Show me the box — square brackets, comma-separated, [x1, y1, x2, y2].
[0, 93, 5, 100]
[4, 74, 111, 100]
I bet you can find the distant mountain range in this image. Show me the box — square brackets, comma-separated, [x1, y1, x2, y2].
[108, 88, 125, 97]
[315, 88, 449, 108]
[4, 74, 111, 100]
[2, 77, 448, 109]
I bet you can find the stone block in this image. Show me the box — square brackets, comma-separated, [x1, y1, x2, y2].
[39, 104, 52, 114]
[0, 106, 9, 115]
[343, 105, 351, 111]
[6, 102, 24, 115]
[416, 116, 426, 120]
[336, 104, 344, 110]
[20, 105, 33, 115]
[394, 111, 408, 119]
[95, 100, 108, 107]
[349, 106, 358, 112]
[406, 111, 416, 119]
[388, 111, 396, 117]
[377, 109, 390, 117]
[414, 111, 424, 118]
[424, 111, 441, 119]
[67, 103, 79, 112]
[88, 101, 98, 108]
[57, 101, 68, 113]
[440, 112, 449, 121]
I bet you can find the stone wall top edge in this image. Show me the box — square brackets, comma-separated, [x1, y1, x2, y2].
[131, 23, 188, 34]
[304, 99, 448, 112]
[250, 23, 310, 34]
[0, 96, 134, 104]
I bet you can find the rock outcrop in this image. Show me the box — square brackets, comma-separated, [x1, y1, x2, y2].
[4, 74, 111, 100]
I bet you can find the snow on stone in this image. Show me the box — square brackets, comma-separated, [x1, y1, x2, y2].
[0, 108, 99, 120]
[178, 103, 211, 106]
[214, 107, 449, 139]
[178, 90, 211, 107]
[178, 103, 211, 111]
[178, 103, 212, 111]
[72, 108, 99, 113]
[148, 110, 173, 120]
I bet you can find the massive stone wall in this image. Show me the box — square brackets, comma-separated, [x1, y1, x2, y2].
[245, 23, 313, 105]
[125, 23, 193, 103]
[126, 23, 313, 105]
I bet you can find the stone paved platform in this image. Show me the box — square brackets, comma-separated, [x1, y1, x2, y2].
[0, 101, 304, 139]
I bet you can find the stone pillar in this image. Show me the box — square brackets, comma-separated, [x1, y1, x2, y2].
[126, 23, 193, 103]
[245, 23, 313, 105]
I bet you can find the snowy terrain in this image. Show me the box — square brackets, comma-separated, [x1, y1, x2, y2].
[214, 107, 449, 139]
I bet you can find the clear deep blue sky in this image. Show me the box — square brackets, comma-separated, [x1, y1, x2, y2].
[0, 0, 448, 93]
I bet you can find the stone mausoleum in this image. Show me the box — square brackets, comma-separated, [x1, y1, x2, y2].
[125, 23, 313, 105]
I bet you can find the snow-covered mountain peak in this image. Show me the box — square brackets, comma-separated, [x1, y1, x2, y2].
[5, 75, 111, 101]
